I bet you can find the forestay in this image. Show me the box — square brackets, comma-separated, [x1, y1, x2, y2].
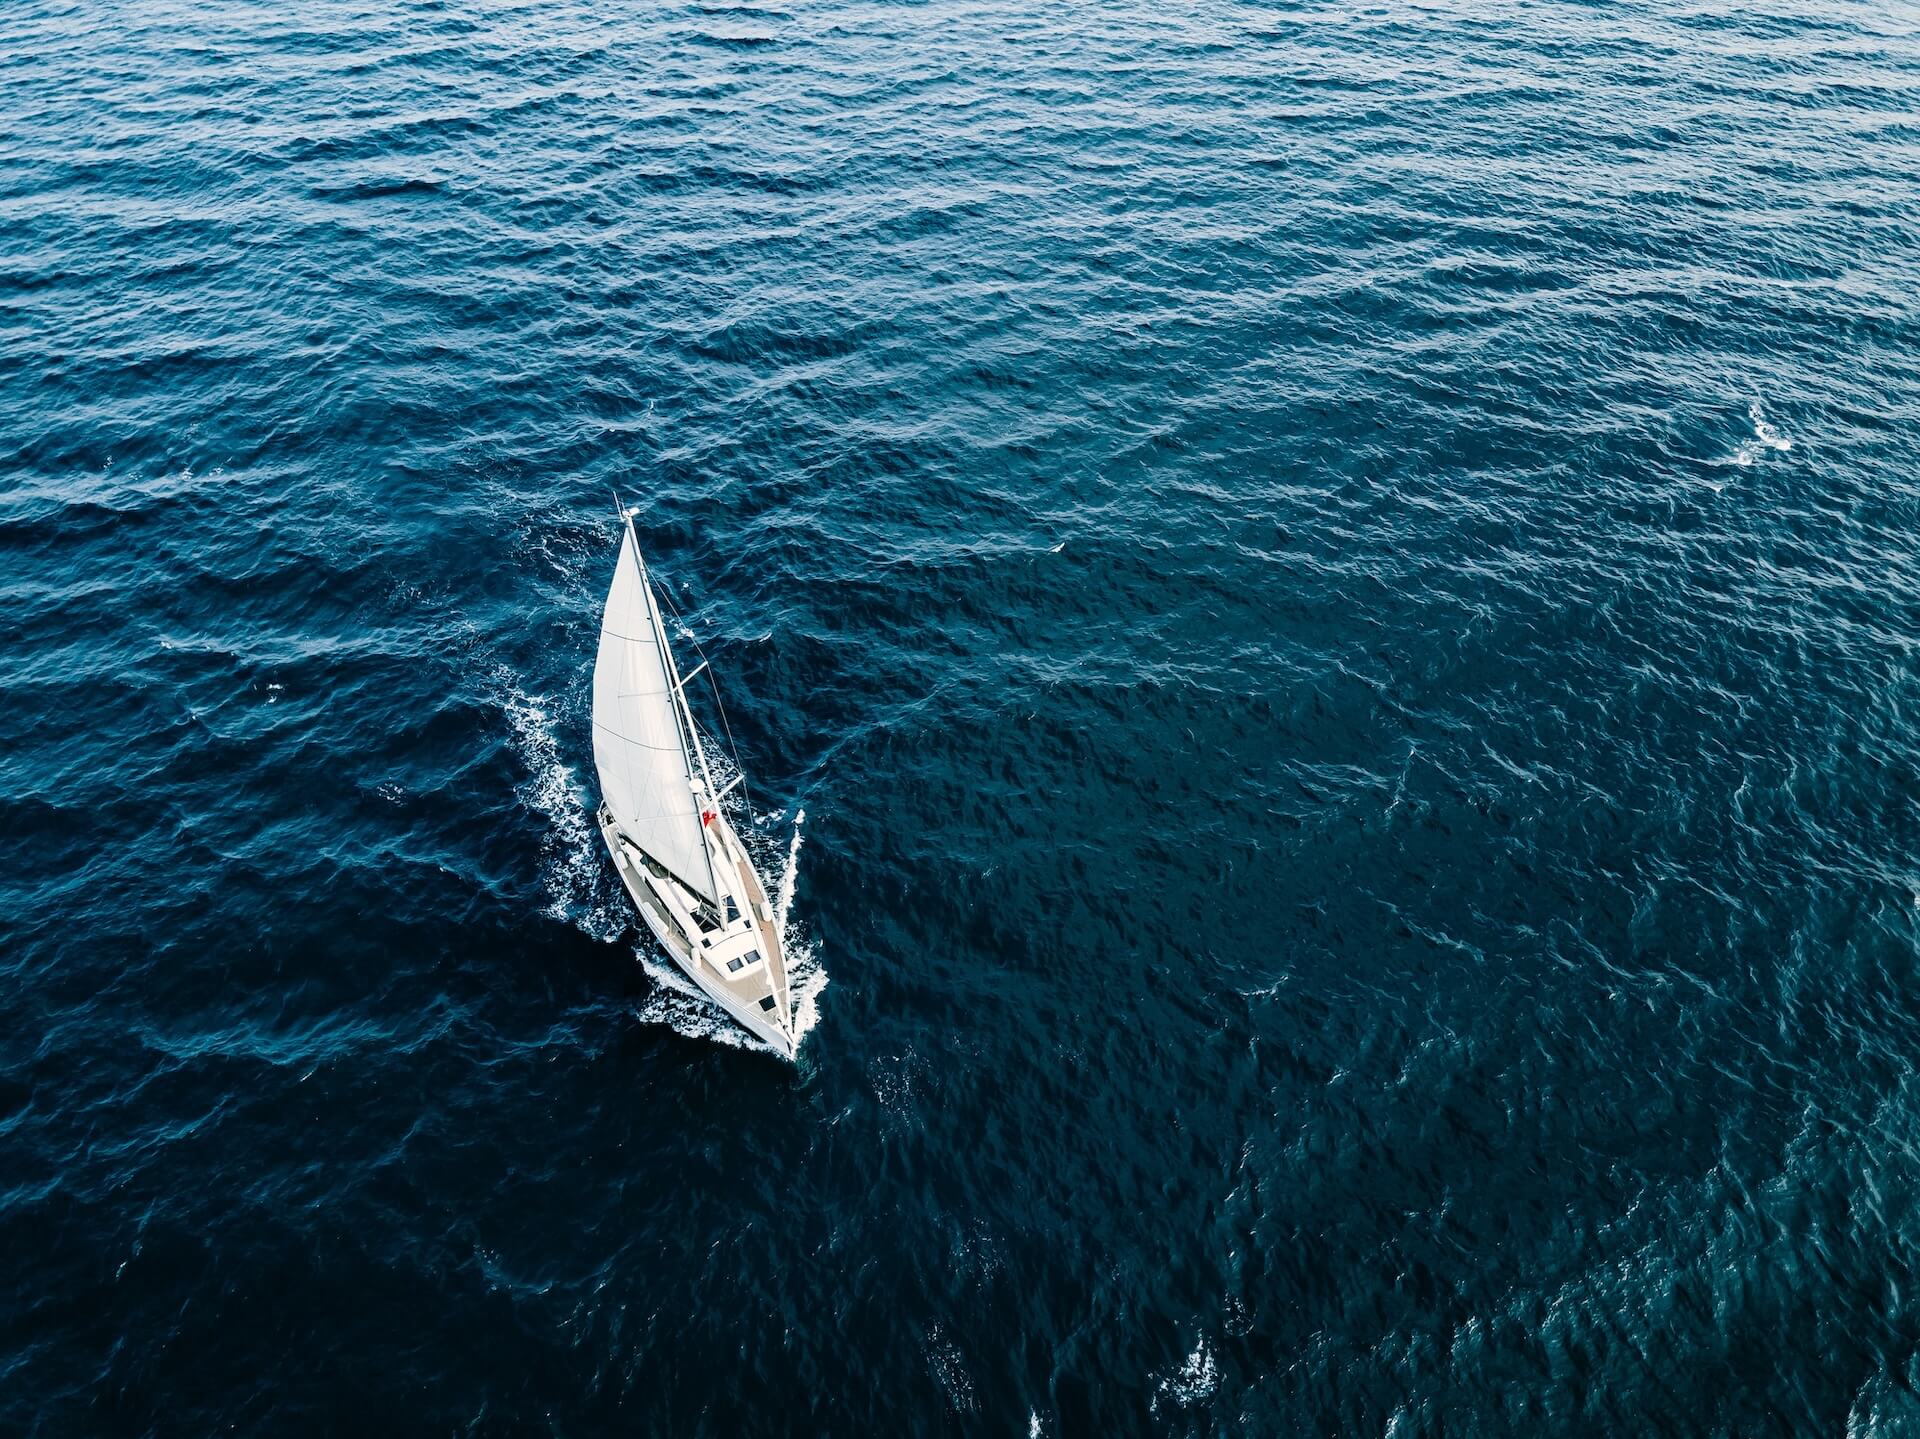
[591, 524, 715, 903]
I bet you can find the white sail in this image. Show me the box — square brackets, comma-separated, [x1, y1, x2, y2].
[592, 524, 716, 903]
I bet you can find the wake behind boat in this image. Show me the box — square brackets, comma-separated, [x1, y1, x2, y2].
[592, 510, 796, 1059]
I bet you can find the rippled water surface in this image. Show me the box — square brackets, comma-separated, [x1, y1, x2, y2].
[6, 0, 1920, 1432]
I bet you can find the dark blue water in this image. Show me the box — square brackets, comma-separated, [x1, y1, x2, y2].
[6, 0, 1920, 1431]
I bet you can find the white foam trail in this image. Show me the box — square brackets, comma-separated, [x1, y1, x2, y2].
[773, 809, 830, 1050]
[775, 807, 806, 938]
[632, 946, 760, 1052]
[501, 679, 622, 942]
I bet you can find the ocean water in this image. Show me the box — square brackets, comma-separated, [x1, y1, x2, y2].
[4, 0, 1920, 1432]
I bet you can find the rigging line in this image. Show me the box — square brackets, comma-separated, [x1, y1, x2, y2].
[647, 559, 724, 908]
[651, 574, 755, 824]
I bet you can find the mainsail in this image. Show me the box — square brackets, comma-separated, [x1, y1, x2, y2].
[592, 523, 716, 903]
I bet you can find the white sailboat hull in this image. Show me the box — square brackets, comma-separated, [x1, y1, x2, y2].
[597, 802, 796, 1061]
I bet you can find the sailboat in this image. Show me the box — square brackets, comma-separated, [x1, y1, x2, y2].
[592, 508, 796, 1060]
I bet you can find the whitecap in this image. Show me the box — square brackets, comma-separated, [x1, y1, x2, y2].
[1725, 401, 1793, 468]
[1156, 1336, 1219, 1409]
[925, 1324, 977, 1413]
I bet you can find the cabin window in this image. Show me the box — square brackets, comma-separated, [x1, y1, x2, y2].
[726, 957, 744, 974]
[758, 996, 777, 1012]
[724, 895, 740, 924]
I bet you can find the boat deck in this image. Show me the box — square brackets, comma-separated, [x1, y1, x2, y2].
[598, 803, 793, 1055]
[724, 836, 789, 1019]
